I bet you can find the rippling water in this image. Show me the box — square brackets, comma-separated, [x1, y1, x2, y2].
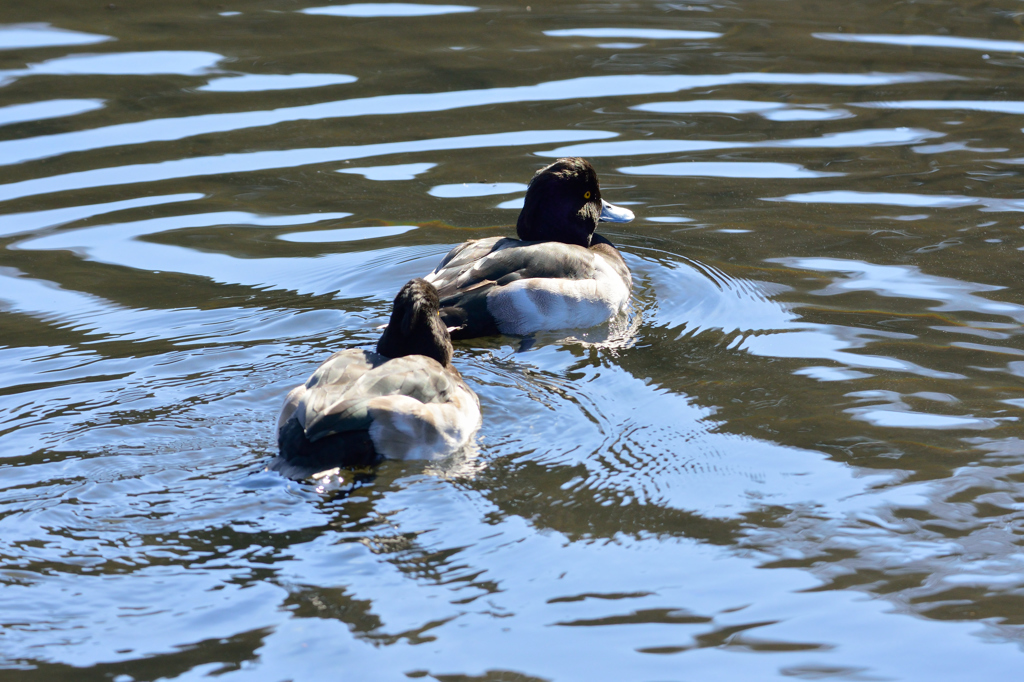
[2, 1, 1024, 679]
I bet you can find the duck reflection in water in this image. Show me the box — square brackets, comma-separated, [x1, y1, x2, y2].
[425, 157, 635, 339]
[271, 279, 481, 480]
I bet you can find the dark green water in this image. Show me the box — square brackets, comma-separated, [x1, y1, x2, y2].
[2, 1, 1024, 679]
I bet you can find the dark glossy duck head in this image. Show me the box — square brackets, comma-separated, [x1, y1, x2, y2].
[516, 157, 634, 248]
[376, 279, 453, 367]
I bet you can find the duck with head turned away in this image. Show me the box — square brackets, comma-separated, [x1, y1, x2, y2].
[271, 279, 481, 479]
[424, 157, 635, 339]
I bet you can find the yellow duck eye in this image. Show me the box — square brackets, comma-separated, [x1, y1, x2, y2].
[584, 191, 591, 199]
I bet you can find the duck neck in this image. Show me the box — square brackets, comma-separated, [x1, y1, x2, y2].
[376, 316, 452, 367]
[516, 212, 594, 247]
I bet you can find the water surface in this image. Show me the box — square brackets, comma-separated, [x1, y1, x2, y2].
[2, 1, 1024, 679]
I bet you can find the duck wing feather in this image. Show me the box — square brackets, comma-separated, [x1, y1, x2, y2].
[425, 237, 600, 337]
[428, 237, 596, 293]
[299, 353, 457, 443]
